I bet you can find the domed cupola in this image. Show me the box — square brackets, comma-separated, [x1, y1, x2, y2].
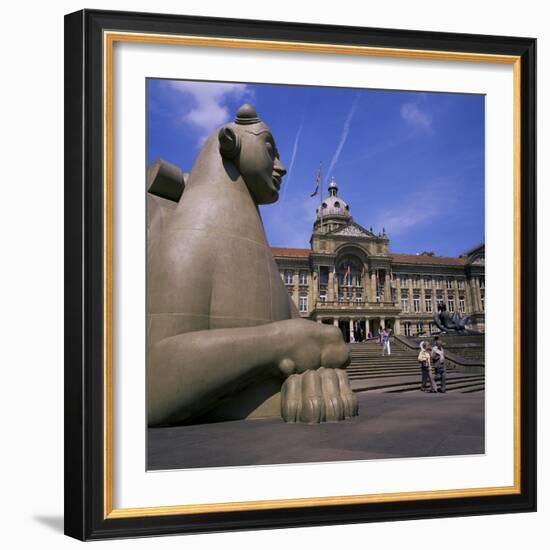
[314, 177, 352, 233]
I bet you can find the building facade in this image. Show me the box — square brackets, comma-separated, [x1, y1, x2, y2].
[272, 178, 485, 342]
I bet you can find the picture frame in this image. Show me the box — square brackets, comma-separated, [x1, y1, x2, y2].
[64, 8, 536, 540]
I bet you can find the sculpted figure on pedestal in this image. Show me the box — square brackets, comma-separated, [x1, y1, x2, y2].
[433, 303, 477, 335]
[147, 104, 358, 426]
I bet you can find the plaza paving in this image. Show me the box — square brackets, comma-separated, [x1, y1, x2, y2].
[147, 390, 484, 470]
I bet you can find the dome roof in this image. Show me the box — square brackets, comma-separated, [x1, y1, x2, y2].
[315, 177, 351, 220]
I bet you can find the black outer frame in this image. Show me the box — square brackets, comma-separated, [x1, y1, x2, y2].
[64, 9, 537, 541]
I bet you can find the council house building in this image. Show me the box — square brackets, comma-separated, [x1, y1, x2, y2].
[272, 178, 485, 342]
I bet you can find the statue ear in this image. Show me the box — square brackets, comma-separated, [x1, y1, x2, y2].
[218, 127, 241, 159]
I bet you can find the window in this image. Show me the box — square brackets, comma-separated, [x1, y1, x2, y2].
[355, 292, 363, 303]
[416, 322, 424, 335]
[413, 294, 420, 313]
[448, 297, 455, 312]
[399, 274, 407, 286]
[401, 295, 409, 312]
[459, 296, 466, 313]
[436, 294, 444, 309]
[404, 322, 411, 336]
[299, 271, 308, 285]
[435, 277, 441, 289]
[413, 275, 421, 289]
[457, 279, 465, 290]
[391, 288, 397, 302]
[284, 270, 293, 285]
[299, 293, 308, 313]
[425, 295, 432, 313]
[319, 290, 327, 303]
[429, 322, 436, 334]
[446, 278, 453, 289]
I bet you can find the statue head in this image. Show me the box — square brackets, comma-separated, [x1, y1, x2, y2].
[218, 104, 287, 204]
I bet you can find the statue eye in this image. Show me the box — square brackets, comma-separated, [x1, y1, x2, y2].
[265, 141, 275, 158]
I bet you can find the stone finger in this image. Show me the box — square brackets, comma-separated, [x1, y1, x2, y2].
[299, 370, 325, 423]
[319, 367, 344, 421]
[336, 369, 359, 417]
[281, 374, 302, 423]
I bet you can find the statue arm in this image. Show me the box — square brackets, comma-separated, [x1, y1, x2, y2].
[147, 318, 349, 426]
[433, 313, 446, 332]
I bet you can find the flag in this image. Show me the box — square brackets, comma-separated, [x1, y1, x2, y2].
[310, 162, 322, 197]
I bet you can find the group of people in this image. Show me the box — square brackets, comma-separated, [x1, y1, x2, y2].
[417, 336, 447, 393]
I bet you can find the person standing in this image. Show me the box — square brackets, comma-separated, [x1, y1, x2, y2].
[418, 341, 437, 392]
[382, 328, 391, 356]
[432, 340, 447, 393]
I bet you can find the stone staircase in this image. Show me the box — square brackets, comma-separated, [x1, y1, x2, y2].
[347, 339, 485, 394]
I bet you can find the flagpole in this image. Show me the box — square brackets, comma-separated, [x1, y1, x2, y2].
[319, 162, 323, 231]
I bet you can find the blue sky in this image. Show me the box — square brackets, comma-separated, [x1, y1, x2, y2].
[147, 79, 484, 257]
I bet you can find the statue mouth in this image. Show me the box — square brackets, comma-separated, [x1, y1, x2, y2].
[272, 174, 281, 190]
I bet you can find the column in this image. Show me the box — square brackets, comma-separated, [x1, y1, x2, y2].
[328, 270, 335, 302]
[408, 275, 414, 312]
[365, 318, 370, 336]
[362, 267, 369, 303]
[333, 318, 339, 327]
[393, 271, 401, 307]
[474, 277, 482, 311]
[312, 268, 318, 305]
[370, 270, 377, 302]
[464, 278, 473, 312]
[384, 272, 391, 302]
[380, 317, 385, 329]
[349, 320, 355, 343]
[394, 318, 401, 335]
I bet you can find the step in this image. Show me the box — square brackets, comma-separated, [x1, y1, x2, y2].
[352, 375, 484, 393]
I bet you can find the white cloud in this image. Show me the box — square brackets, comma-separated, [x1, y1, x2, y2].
[325, 94, 360, 182]
[400, 101, 432, 130]
[373, 178, 458, 236]
[279, 118, 304, 204]
[165, 81, 253, 144]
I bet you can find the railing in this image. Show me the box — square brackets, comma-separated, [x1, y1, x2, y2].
[392, 334, 484, 373]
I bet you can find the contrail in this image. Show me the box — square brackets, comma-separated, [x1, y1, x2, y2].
[280, 118, 304, 204]
[325, 93, 360, 183]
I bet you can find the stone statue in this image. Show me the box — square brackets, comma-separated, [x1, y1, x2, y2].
[433, 303, 477, 335]
[147, 104, 358, 427]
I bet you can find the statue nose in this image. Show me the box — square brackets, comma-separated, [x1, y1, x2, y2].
[274, 158, 287, 176]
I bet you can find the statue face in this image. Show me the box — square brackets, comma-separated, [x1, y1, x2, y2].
[237, 127, 287, 205]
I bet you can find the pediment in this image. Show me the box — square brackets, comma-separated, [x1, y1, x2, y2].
[330, 222, 373, 239]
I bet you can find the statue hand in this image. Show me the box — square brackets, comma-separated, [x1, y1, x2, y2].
[275, 319, 350, 377]
[281, 367, 359, 423]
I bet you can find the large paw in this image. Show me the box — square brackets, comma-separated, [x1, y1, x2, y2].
[281, 368, 359, 423]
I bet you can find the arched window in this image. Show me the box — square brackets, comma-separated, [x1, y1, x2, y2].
[334, 201, 340, 208]
[336, 255, 363, 288]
